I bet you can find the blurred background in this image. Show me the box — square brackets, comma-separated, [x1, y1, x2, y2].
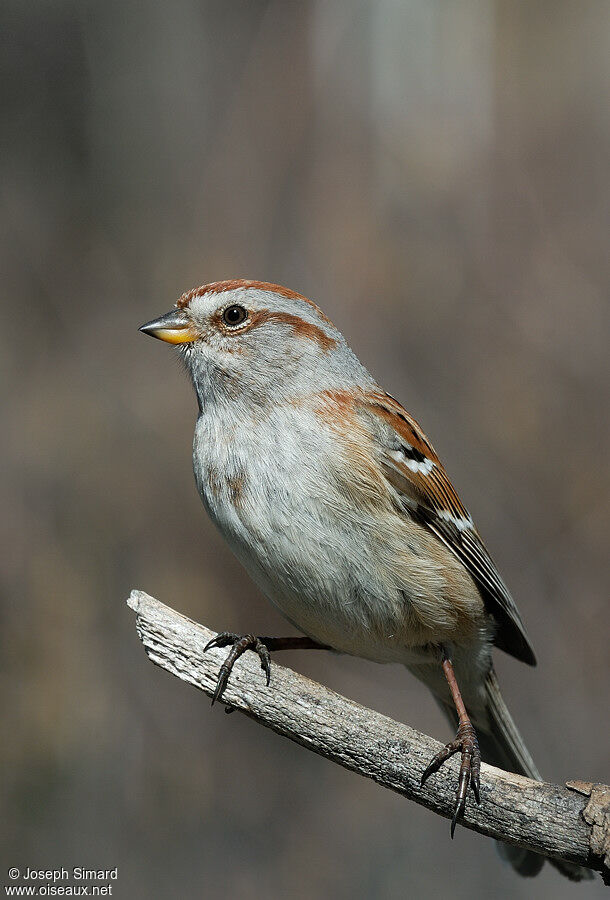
[2, 1, 609, 897]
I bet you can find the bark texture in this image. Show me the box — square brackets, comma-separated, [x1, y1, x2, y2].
[128, 589, 609, 883]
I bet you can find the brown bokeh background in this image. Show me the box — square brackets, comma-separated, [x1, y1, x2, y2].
[2, 2, 609, 897]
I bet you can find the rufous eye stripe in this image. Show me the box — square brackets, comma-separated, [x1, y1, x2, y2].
[176, 279, 335, 326]
[209, 306, 337, 353]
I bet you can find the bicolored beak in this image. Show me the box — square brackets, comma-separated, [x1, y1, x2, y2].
[139, 309, 200, 344]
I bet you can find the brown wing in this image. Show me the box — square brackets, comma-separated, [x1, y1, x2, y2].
[363, 392, 536, 666]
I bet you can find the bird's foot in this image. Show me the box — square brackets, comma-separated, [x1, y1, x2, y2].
[420, 719, 481, 837]
[203, 632, 271, 705]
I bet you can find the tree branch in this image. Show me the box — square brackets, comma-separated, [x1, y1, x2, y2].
[127, 589, 608, 882]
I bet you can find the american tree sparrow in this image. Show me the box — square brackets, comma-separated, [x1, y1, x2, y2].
[140, 280, 588, 880]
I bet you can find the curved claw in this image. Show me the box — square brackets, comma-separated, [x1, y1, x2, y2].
[212, 662, 232, 705]
[205, 632, 273, 706]
[203, 631, 239, 653]
[471, 756, 481, 806]
[421, 741, 461, 785]
[451, 764, 471, 838]
[421, 722, 481, 837]
[257, 641, 271, 685]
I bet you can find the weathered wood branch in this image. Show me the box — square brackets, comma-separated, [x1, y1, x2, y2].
[127, 589, 609, 883]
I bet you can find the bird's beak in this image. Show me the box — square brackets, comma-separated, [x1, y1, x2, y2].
[139, 309, 200, 344]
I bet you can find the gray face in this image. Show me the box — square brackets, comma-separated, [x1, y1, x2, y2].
[141, 285, 375, 411]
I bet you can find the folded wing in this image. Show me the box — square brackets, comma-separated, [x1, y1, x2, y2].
[362, 392, 536, 666]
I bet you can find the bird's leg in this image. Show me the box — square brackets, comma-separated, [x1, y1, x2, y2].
[203, 632, 330, 705]
[420, 646, 481, 836]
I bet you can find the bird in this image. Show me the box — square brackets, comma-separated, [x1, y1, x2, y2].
[140, 279, 589, 880]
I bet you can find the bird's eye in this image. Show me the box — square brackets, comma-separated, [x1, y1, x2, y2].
[222, 305, 248, 327]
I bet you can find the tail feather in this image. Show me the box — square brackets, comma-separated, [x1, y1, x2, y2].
[483, 668, 541, 780]
[433, 668, 592, 881]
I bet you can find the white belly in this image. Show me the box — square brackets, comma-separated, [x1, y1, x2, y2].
[193, 405, 485, 664]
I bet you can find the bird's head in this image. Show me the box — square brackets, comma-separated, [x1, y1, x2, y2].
[140, 279, 370, 408]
